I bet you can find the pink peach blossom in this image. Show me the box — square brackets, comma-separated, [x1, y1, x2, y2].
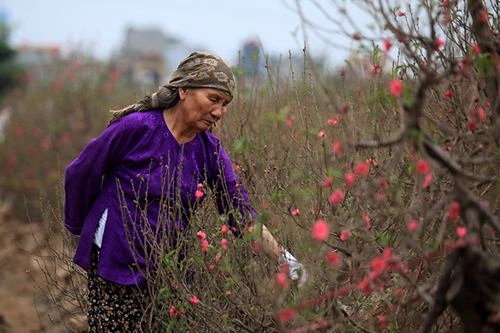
[312, 220, 330, 241]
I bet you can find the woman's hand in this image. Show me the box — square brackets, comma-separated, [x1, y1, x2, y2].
[280, 250, 308, 287]
[256, 225, 308, 287]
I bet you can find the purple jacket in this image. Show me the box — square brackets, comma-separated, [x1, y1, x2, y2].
[64, 109, 254, 287]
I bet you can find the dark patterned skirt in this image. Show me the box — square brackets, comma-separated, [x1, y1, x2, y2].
[87, 245, 147, 332]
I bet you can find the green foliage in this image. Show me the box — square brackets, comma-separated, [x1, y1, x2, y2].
[0, 22, 23, 98]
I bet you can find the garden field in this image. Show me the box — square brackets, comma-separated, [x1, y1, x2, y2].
[0, 1, 499, 332]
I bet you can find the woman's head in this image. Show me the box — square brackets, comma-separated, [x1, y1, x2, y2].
[167, 51, 235, 99]
[110, 51, 235, 122]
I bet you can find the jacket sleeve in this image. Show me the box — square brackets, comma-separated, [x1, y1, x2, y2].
[63, 117, 145, 235]
[210, 142, 256, 237]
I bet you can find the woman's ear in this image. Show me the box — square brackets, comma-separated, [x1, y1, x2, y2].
[178, 87, 189, 100]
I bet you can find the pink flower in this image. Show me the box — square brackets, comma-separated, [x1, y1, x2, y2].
[383, 39, 392, 52]
[325, 251, 341, 267]
[407, 220, 419, 233]
[468, 119, 478, 132]
[220, 238, 229, 251]
[447, 201, 461, 221]
[353, 161, 370, 176]
[188, 296, 200, 305]
[329, 189, 344, 205]
[378, 178, 389, 192]
[312, 219, 330, 241]
[332, 141, 343, 156]
[276, 271, 289, 289]
[423, 173, 433, 188]
[290, 208, 300, 216]
[201, 239, 209, 252]
[196, 230, 207, 240]
[444, 89, 453, 98]
[389, 79, 404, 97]
[362, 211, 372, 229]
[479, 8, 488, 23]
[377, 315, 388, 330]
[318, 130, 326, 138]
[195, 183, 205, 199]
[371, 250, 392, 273]
[339, 104, 349, 115]
[435, 38, 445, 50]
[442, 12, 451, 25]
[322, 176, 333, 188]
[372, 65, 382, 75]
[416, 159, 430, 175]
[339, 229, 352, 241]
[327, 117, 340, 126]
[397, 9, 405, 16]
[366, 157, 378, 167]
[358, 275, 373, 295]
[277, 308, 297, 322]
[251, 241, 261, 253]
[169, 305, 176, 318]
[456, 226, 467, 238]
[475, 106, 487, 122]
[220, 225, 229, 233]
[344, 172, 356, 188]
[471, 43, 481, 55]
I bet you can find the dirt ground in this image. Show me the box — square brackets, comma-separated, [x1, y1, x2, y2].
[0, 214, 86, 333]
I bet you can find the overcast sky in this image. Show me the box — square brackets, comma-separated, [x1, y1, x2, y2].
[0, 0, 372, 67]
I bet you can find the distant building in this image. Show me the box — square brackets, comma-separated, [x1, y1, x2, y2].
[239, 39, 263, 81]
[15, 44, 61, 66]
[15, 45, 62, 83]
[235, 39, 307, 87]
[115, 26, 194, 87]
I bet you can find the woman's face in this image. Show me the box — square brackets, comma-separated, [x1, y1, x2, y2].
[178, 87, 231, 133]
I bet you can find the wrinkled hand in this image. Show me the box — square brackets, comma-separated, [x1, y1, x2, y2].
[281, 250, 308, 287]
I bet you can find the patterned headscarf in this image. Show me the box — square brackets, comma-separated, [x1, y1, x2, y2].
[110, 51, 235, 122]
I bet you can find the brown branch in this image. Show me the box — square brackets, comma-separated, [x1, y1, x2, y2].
[353, 130, 407, 149]
[418, 250, 460, 333]
[467, 0, 500, 144]
[458, 155, 500, 165]
[423, 138, 495, 182]
[456, 180, 500, 234]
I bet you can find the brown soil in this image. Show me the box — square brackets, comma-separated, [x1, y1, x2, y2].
[0, 214, 86, 333]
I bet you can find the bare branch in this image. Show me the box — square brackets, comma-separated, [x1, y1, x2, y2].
[418, 250, 460, 333]
[423, 138, 494, 182]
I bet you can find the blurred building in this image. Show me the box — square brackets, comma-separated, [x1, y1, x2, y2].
[239, 39, 263, 83]
[115, 26, 194, 87]
[14, 44, 62, 83]
[15, 44, 61, 66]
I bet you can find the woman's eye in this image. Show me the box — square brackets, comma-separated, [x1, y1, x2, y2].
[208, 95, 228, 106]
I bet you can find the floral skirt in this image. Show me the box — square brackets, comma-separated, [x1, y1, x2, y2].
[87, 245, 146, 332]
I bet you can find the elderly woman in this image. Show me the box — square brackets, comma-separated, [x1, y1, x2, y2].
[64, 51, 306, 331]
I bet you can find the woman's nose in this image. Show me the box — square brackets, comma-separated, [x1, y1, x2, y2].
[211, 106, 225, 119]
